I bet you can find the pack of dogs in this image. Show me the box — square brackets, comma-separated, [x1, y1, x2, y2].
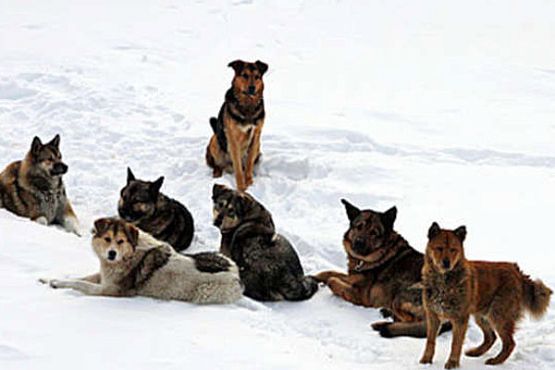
[1, 59, 552, 368]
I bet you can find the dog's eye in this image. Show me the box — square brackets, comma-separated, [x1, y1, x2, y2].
[436, 247, 444, 252]
[117, 240, 124, 245]
[104, 237, 111, 243]
[242, 73, 248, 79]
[254, 75, 260, 80]
[356, 223, 363, 231]
[228, 210, 235, 217]
[449, 248, 457, 253]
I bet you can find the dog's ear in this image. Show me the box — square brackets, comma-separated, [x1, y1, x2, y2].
[454, 225, 467, 243]
[48, 134, 60, 148]
[93, 218, 111, 236]
[150, 176, 164, 196]
[381, 206, 397, 232]
[228, 60, 245, 74]
[30, 136, 42, 156]
[123, 223, 139, 248]
[212, 183, 228, 199]
[341, 199, 361, 222]
[255, 60, 268, 75]
[127, 167, 136, 184]
[428, 222, 441, 240]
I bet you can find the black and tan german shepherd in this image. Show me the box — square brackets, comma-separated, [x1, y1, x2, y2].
[118, 168, 194, 252]
[206, 60, 268, 192]
[0, 135, 80, 235]
[211, 184, 318, 301]
[314, 200, 451, 338]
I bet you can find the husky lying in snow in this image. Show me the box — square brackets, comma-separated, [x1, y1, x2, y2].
[41, 217, 243, 304]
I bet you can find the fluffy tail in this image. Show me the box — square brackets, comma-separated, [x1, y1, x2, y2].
[522, 273, 552, 319]
[371, 320, 452, 338]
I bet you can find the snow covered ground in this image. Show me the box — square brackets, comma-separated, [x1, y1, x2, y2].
[1, 1, 554, 369]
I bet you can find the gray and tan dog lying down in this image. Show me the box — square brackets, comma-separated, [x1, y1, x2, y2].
[40, 217, 243, 304]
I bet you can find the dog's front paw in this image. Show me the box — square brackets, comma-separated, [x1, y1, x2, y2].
[38, 278, 50, 285]
[444, 359, 459, 369]
[35, 216, 48, 226]
[47, 279, 64, 289]
[419, 355, 433, 365]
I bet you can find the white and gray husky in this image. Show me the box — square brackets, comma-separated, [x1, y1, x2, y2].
[41, 217, 243, 304]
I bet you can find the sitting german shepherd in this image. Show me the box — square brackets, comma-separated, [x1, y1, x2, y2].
[0, 135, 80, 235]
[118, 168, 195, 252]
[420, 223, 551, 368]
[314, 200, 450, 337]
[212, 184, 318, 301]
[41, 217, 243, 304]
[205, 60, 268, 191]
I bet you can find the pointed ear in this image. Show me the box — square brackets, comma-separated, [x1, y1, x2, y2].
[341, 199, 361, 222]
[93, 218, 111, 236]
[228, 60, 245, 74]
[454, 226, 467, 242]
[127, 167, 135, 183]
[48, 134, 60, 148]
[123, 223, 139, 248]
[212, 183, 228, 199]
[381, 206, 397, 231]
[428, 222, 441, 240]
[150, 176, 164, 195]
[30, 136, 42, 155]
[255, 60, 268, 75]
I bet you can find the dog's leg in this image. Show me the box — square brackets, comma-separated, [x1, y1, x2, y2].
[45, 279, 106, 296]
[420, 310, 441, 364]
[312, 270, 349, 284]
[62, 201, 81, 236]
[245, 125, 262, 187]
[445, 316, 469, 369]
[79, 273, 101, 284]
[227, 133, 246, 191]
[327, 276, 364, 305]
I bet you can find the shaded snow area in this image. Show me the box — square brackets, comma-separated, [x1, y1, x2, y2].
[1, 1, 554, 369]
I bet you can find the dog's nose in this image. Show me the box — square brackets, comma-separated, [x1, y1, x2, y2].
[213, 214, 223, 228]
[248, 85, 256, 95]
[442, 258, 450, 269]
[354, 238, 366, 251]
[107, 250, 117, 261]
[53, 162, 68, 174]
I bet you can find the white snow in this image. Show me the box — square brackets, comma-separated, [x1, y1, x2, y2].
[1, 1, 554, 369]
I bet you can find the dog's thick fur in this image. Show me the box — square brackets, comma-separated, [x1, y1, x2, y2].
[314, 200, 452, 338]
[0, 135, 80, 235]
[118, 168, 194, 252]
[212, 184, 318, 301]
[41, 217, 242, 304]
[205, 60, 268, 191]
[420, 223, 552, 368]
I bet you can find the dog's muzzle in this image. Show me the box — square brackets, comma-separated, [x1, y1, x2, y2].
[51, 162, 68, 176]
[247, 85, 256, 95]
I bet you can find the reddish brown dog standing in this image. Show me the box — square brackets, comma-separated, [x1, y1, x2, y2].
[420, 222, 552, 368]
[206, 60, 268, 191]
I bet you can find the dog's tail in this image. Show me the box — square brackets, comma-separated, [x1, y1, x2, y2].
[209, 117, 218, 134]
[371, 320, 452, 338]
[521, 269, 552, 319]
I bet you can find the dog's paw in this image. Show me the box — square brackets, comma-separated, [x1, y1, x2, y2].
[419, 355, 433, 365]
[38, 278, 50, 285]
[35, 216, 48, 226]
[444, 359, 460, 369]
[379, 308, 393, 318]
[48, 279, 63, 289]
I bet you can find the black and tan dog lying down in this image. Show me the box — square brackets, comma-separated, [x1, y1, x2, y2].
[212, 184, 318, 302]
[41, 218, 242, 304]
[314, 200, 451, 338]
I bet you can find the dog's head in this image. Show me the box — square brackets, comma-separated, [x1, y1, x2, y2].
[212, 183, 271, 233]
[425, 222, 466, 273]
[27, 135, 68, 177]
[91, 217, 139, 263]
[341, 199, 398, 258]
[118, 168, 163, 223]
[228, 60, 268, 100]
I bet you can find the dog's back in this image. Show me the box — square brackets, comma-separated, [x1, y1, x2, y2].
[138, 250, 243, 304]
